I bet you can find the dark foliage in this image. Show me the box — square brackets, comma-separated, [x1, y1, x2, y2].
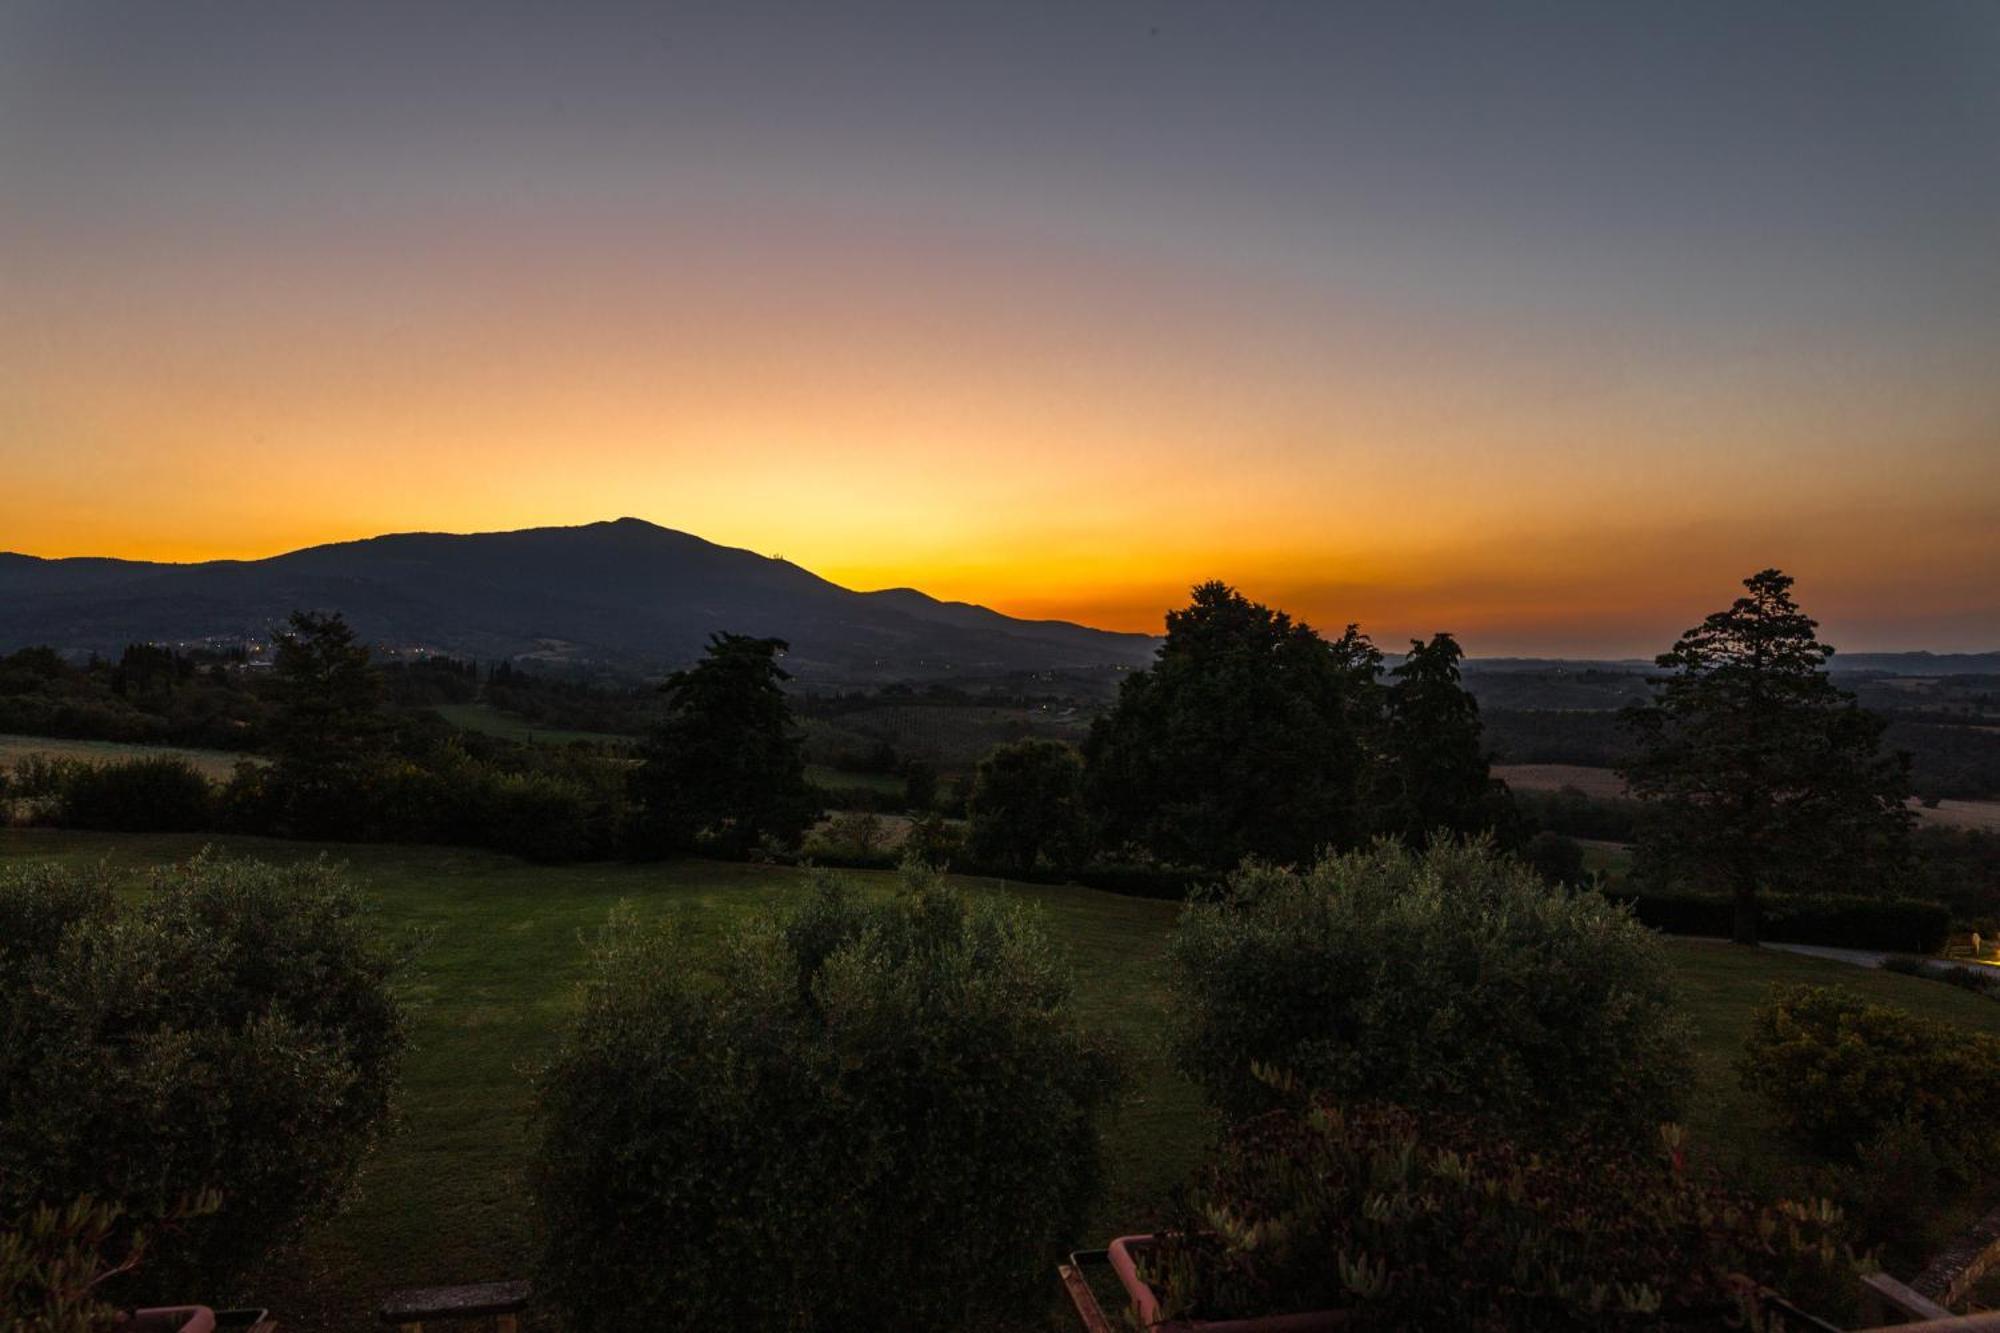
[1879, 954, 1999, 998]
[0, 1194, 218, 1333]
[1908, 825, 2000, 930]
[1166, 838, 1693, 1131]
[1610, 892, 1950, 953]
[0, 855, 407, 1296]
[1138, 1100, 1865, 1330]
[1522, 829, 1587, 886]
[1382, 632, 1507, 839]
[0, 644, 269, 751]
[1622, 570, 1913, 943]
[1085, 583, 1388, 868]
[966, 737, 1088, 875]
[1741, 985, 2000, 1175]
[1513, 784, 1651, 841]
[630, 633, 818, 856]
[531, 865, 1122, 1332]
[51, 755, 214, 832]
[268, 610, 390, 838]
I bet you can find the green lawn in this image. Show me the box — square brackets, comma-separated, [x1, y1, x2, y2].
[805, 762, 905, 794]
[5, 828, 1999, 1330]
[431, 703, 636, 748]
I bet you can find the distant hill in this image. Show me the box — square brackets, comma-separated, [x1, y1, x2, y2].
[0, 518, 1160, 683]
[1825, 651, 2000, 676]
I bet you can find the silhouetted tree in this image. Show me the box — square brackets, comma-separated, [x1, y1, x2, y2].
[631, 634, 817, 856]
[269, 610, 387, 838]
[902, 757, 938, 813]
[1522, 830, 1587, 888]
[1382, 632, 1506, 840]
[1084, 582, 1382, 869]
[1621, 570, 1912, 944]
[967, 738, 1087, 875]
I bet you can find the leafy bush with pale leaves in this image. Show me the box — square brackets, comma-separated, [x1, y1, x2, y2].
[1138, 1099, 1867, 1330]
[1166, 836, 1694, 1131]
[0, 854, 407, 1296]
[531, 863, 1123, 1332]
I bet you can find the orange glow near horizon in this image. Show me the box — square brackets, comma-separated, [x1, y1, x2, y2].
[4, 8, 1996, 657]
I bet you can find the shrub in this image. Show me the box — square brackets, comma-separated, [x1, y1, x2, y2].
[0, 1193, 218, 1333]
[1138, 1100, 1866, 1330]
[902, 810, 964, 866]
[464, 769, 606, 863]
[825, 808, 889, 858]
[532, 863, 1123, 1332]
[53, 756, 214, 832]
[8, 753, 86, 804]
[0, 854, 409, 1295]
[1068, 863, 1214, 900]
[1522, 829, 1587, 886]
[1166, 837, 1694, 1130]
[1612, 892, 1951, 953]
[1880, 954, 1999, 998]
[1740, 984, 2000, 1174]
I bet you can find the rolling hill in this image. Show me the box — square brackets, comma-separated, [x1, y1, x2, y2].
[0, 518, 1159, 682]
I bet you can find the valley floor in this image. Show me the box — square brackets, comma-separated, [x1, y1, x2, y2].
[8, 828, 2000, 1331]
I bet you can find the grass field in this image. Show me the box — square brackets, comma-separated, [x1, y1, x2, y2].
[6, 828, 2000, 1329]
[432, 703, 636, 748]
[804, 762, 904, 794]
[0, 734, 254, 780]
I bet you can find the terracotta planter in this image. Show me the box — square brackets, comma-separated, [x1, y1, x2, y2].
[123, 1308, 217, 1333]
[1107, 1236, 1345, 1333]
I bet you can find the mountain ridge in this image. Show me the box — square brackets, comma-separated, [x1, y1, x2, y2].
[0, 518, 1161, 683]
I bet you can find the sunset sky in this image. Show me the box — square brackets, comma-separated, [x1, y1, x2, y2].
[3, 2, 1996, 655]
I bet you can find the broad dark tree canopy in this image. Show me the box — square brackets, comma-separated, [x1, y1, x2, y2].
[1084, 582, 1383, 869]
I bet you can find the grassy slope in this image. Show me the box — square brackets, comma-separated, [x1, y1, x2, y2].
[804, 762, 904, 794]
[431, 703, 635, 748]
[6, 829, 2000, 1328]
[0, 734, 254, 780]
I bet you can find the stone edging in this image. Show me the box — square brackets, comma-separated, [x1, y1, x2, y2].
[1914, 1203, 2000, 1310]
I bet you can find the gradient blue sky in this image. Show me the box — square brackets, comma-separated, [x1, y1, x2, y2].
[3, 2, 1996, 652]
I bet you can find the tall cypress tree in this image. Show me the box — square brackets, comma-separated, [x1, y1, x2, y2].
[631, 633, 818, 857]
[1621, 569, 1912, 944]
[269, 609, 387, 838]
[1382, 632, 1502, 841]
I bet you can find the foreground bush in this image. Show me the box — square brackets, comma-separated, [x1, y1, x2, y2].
[1741, 984, 2000, 1173]
[532, 863, 1122, 1332]
[1139, 1100, 1866, 1330]
[52, 756, 214, 832]
[1167, 837, 1694, 1130]
[0, 854, 408, 1295]
[0, 1193, 217, 1333]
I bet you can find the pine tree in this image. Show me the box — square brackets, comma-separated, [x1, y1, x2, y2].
[268, 609, 387, 838]
[631, 634, 818, 856]
[1621, 570, 1912, 944]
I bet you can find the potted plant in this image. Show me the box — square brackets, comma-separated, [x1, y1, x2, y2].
[1086, 1103, 1867, 1332]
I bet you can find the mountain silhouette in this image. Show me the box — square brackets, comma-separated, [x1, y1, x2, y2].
[0, 518, 1159, 682]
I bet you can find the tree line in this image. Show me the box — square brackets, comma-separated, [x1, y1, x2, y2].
[2, 570, 1939, 945]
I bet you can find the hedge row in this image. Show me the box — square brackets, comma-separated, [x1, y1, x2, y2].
[1608, 891, 1951, 953]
